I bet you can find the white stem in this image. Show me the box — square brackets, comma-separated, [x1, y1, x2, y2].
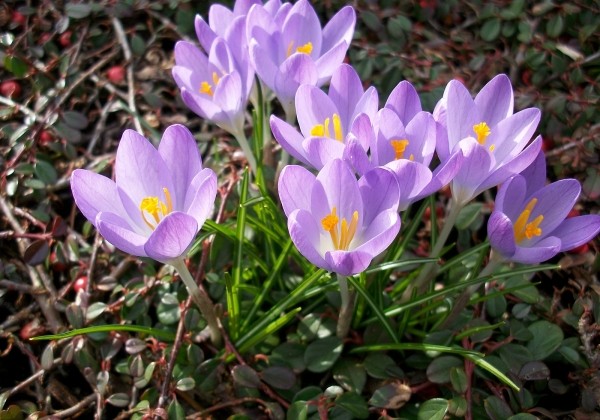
[233, 132, 258, 175]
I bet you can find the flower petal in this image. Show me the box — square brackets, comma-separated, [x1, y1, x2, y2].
[184, 168, 217, 229]
[451, 138, 493, 205]
[180, 87, 221, 121]
[353, 209, 400, 258]
[385, 80, 422, 124]
[358, 167, 400, 225]
[194, 15, 217, 52]
[296, 84, 337, 138]
[321, 6, 355, 54]
[288, 209, 329, 270]
[144, 212, 198, 263]
[97, 212, 147, 257]
[487, 108, 541, 164]
[70, 169, 125, 227]
[526, 179, 580, 240]
[343, 135, 373, 176]
[551, 215, 600, 251]
[520, 150, 547, 198]
[445, 80, 477, 150]
[487, 211, 517, 258]
[512, 236, 561, 264]
[212, 71, 245, 136]
[328, 63, 363, 131]
[474, 74, 514, 126]
[275, 53, 318, 115]
[278, 165, 315, 216]
[304, 136, 346, 169]
[325, 250, 373, 276]
[158, 125, 202, 210]
[384, 160, 432, 211]
[315, 41, 348, 85]
[494, 174, 527, 220]
[270, 115, 311, 166]
[405, 111, 437, 165]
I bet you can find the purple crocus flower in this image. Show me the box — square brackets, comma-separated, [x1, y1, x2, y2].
[172, 38, 246, 138]
[270, 64, 377, 169]
[344, 81, 463, 211]
[70, 125, 217, 264]
[488, 152, 600, 264]
[246, 0, 356, 117]
[278, 159, 401, 276]
[434, 74, 542, 205]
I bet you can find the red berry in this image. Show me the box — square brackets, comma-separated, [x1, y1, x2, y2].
[12, 11, 26, 26]
[74, 276, 88, 293]
[59, 31, 72, 47]
[20, 320, 44, 341]
[1, 80, 21, 98]
[39, 33, 52, 45]
[39, 130, 53, 146]
[106, 65, 126, 84]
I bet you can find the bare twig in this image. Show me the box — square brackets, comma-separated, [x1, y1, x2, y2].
[42, 393, 96, 419]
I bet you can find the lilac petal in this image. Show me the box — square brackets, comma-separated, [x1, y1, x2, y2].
[115, 130, 173, 214]
[445, 80, 477, 150]
[494, 175, 527, 220]
[349, 113, 374, 152]
[278, 165, 315, 217]
[374, 108, 405, 165]
[210, 38, 235, 74]
[321, 6, 355, 53]
[475, 74, 514, 126]
[521, 150, 547, 197]
[195, 15, 217, 52]
[208, 4, 235, 37]
[343, 136, 373, 176]
[527, 179, 580, 238]
[184, 168, 217, 228]
[180, 87, 221, 121]
[304, 137, 346, 169]
[158, 125, 202, 210]
[551, 215, 600, 251]
[282, 0, 322, 57]
[172, 66, 201, 96]
[435, 121, 450, 162]
[451, 138, 493, 205]
[248, 39, 279, 92]
[405, 111, 437, 165]
[329, 64, 363, 130]
[512, 236, 561, 264]
[354, 86, 379, 123]
[144, 212, 198, 263]
[71, 169, 125, 227]
[477, 136, 542, 195]
[354, 209, 400, 257]
[422, 150, 464, 197]
[296, 84, 337, 138]
[358, 167, 400, 225]
[314, 41, 349, 85]
[233, 0, 261, 16]
[487, 211, 517, 258]
[312, 159, 362, 228]
[213, 72, 245, 135]
[325, 250, 373, 276]
[385, 81, 422, 124]
[174, 42, 209, 77]
[288, 209, 329, 270]
[488, 108, 541, 164]
[384, 160, 432, 210]
[275, 53, 318, 114]
[97, 212, 147, 257]
[273, 2, 291, 25]
[270, 115, 311, 166]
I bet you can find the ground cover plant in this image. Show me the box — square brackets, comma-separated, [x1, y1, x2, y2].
[1, 1, 600, 419]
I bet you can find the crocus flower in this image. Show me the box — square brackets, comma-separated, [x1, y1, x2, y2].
[173, 38, 246, 138]
[433, 74, 542, 205]
[278, 159, 401, 276]
[246, 0, 356, 117]
[71, 125, 217, 264]
[344, 81, 463, 211]
[488, 152, 600, 264]
[270, 63, 377, 169]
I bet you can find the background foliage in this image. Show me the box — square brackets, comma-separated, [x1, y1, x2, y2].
[0, 0, 599, 419]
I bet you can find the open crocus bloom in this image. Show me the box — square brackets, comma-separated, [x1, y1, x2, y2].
[247, 0, 355, 116]
[71, 125, 217, 264]
[488, 152, 600, 264]
[278, 159, 401, 276]
[344, 81, 463, 211]
[270, 64, 377, 169]
[173, 38, 246, 138]
[434, 74, 542, 205]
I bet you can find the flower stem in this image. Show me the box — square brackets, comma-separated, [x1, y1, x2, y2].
[336, 274, 356, 339]
[170, 258, 222, 346]
[234, 132, 258, 176]
[439, 251, 504, 329]
[402, 200, 464, 301]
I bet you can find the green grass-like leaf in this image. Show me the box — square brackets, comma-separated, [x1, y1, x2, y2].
[30, 324, 176, 341]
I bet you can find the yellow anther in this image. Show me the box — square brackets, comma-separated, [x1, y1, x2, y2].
[287, 41, 313, 57]
[473, 122, 491, 145]
[514, 198, 544, 243]
[311, 114, 343, 141]
[390, 139, 410, 160]
[321, 207, 359, 250]
[200, 81, 213, 96]
[139, 188, 174, 230]
[409, 154, 415, 161]
[489, 144, 496, 152]
[212, 71, 220, 85]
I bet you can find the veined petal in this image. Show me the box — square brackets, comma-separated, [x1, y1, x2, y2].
[208, 4, 235, 37]
[321, 5, 355, 54]
[275, 53, 318, 115]
[445, 80, 477, 150]
[353, 86, 379, 123]
[451, 137, 493, 205]
[475, 74, 514, 126]
[487, 211, 517, 258]
[233, 0, 261, 16]
[174, 41, 209, 77]
[551, 215, 600, 251]
[349, 113, 374, 153]
[353, 209, 400, 257]
[278, 165, 315, 216]
[420, 150, 464, 198]
[212, 72, 245, 135]
[158, 125, 202, 210]
[210, 38, 235, 74]
[144, 212, 198, 263]
[512, 236, 561, 264]
[288, 209, 329, 270]
[282, 0, 322, 57]
[488, 108, 541, 164]
[385, 80, 422, 124]
[384, 160, 432, 210]
[248, 39, 279, 92]
[325, 250, 373, 276]
[315, 41, 349, 85]
[184, 168, 217, 229]
[343, 135, 373, 176]
[494, 174, 527, 220]
[303, 136, 346, 169]
[97, 212, 148, 257]
[405, 111, 437, 165]
[180, 87, 221, 121]
[70, 169, 126, 227]
[374, 108, 406, 165]
[296, 84, 338, 138]
[521, 150, 547, 198]
[194, 15, 217, 52]
[270, 115, 311, 166]
[358, 167, 400, 225]
[329, 64, 363, 130]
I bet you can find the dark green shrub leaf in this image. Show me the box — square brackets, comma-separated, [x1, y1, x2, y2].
[418, 398, 448, 420]
[526, 320, 563, 360]
[304, 337, 343, 373]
